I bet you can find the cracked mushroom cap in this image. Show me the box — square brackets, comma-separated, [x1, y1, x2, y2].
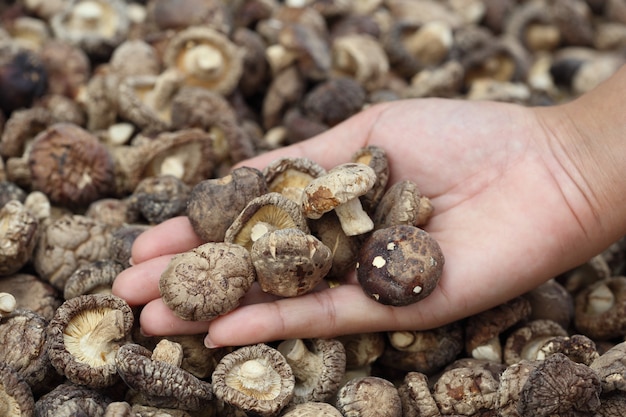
[301, 162, 377, 236]
[50, 0, 130, 59]
[163, 26, 244, 95]
[535, 333, 599, 365]
[33, 214, 112, 291]
[27, 122, 116, 208]
[0, 308, 52, 391]
[277, 338, 346, 405]
[34, 382, 112, 417]
[186, 166, 267, 243]
[225, 192, 310, 251]
[574, 276, 626, 340]
[263, 157, 327, 203]
[251, 228, 333, 297]
[518, 353, 601, 416]
[0, 361, 35, 417]
[356, 225, 444, 306]
[159, 242, 256, 322]
[115, 343, 213, 411]
[0, 199, 38, 276]
[212, 343, 295, 417]
[335, 376, 402, 417]
[47, 294, 134, 388]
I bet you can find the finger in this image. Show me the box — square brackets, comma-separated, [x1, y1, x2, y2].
[234, 102, 392, 171]
[131, 216, 204, 265]
[139, 298, 210, 336]
[112, 254, 174, 305]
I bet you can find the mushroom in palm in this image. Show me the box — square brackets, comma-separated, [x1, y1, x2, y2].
[212, 343, 295, 416]
[301, 162, 377, 236]
[251, 228, 333, 297]
[159, 242, 256, 322]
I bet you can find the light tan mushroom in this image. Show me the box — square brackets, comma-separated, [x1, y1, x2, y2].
[331, 34, 390, 91]
[0, 200, 38, 276]
[336, 376, 402, 417]
[0, 362, 35, 417]
[263, 157, 327, 203]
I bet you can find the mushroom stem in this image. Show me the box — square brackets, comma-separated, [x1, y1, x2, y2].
[471, 336, 503, 363]
[278, 339, 321, 383]
[147, 69, 182, 112]
[585, 283, 615, 315]
[334, 197, 374, 236]
[238, 359, 280, 395]
[152, 339, 184, 367]
[184, 45, 224, 77]
[0, 292, 16, 316]
[388, 331, 417, 350]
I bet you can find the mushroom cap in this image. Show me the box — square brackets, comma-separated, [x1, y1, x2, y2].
[277, 338, 346, 404]
[397, 371, 439, 417]
[251, 228, 333, 297]
[519, 353, 601, 416]
[0, 273, 61, 321]
[115, 343, 213, 411]
[373, 180, 432, 229]
[186, 166, 267, 243]
[356, 225, 444, 306]
[281, 402, 342, 416]
[308, 211, 360, 280]
[336, 376, 402, 417]
[301, 162, 376, 219]
[225, 192, 310, 251]
[336, 332, 386, 369]
[47, 294, 134, 388]
[212, 343, 295, 416]
[263, 157, 327, 203]
[590, 340, 626, 394]
[128, 174, 191, 224]
[351, 145, 390, 213]
[0, 199, 38, 276]
[63, 259, 124, 299]
[0, 361, 35, 417]
[0, 107, 54, 159]
[524, 278, 574, 329]
[33, 382, 112, 416]
[159, 242, 256, 321]
[432, 364, 501, 415]
[0, 46, 48, 115]
[27, 122, 116, 208]
[574, 276, 626, 340]
[503, 319, 569, 365]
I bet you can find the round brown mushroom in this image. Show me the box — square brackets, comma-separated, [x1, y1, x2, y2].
[0, 199, 38, 276]
[433, 363, 501, 415]
[127, 174, 191, 225]
[186, 166, 267, 243]
[0, 361, 35, 417]
[356, 225, 444, 306]
[212, 343, 295, 416]
[27, 122, 116, 208]
[251, 228, 333, 297]
[34, 382, 112, 417]
[115, 342, 213, 411]
[225, 192, 310, 251]
[0, 273, 61, 320]
[47, 294, 134, 388]
[335, 376, 402, 417]
[350, 145, 389, 214]
[331, 34, 390, 92]
[574, 276, 626, 340]
[281, 401, 342, 416]
[159, 242, 256, 321]
[0, 45, 48, 115]
[535, 334, 599, 365]
[523, 278, 574, 329]
[276, 338, 346, 404]
[301, 77, 366, 127]
[301, 162, 377, 236]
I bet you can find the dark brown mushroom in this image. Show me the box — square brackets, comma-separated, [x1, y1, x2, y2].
[27, 122, 116, 207]
[0, 273, 61, 321]
[47, 294, 134, 388]
[535, 334, 599, 365]
[0, 107, 54, 159]
[251, 228, 333, 297]
[302, 162, 377, 236]
[39, 39, 91, 99]
[63, 259, 124, 299]
[350, 145, 389, 214]
[590, 340, 626, 394]
[33, 214, 112, 291]
[225, 192, 310, 251]
[0, 199, 38, 276]
[301, 77, 366, 127]
[212, 343, 295, 416]
[262, 65, 305, 130]
[503, 319, 569, 365]
[432, 363, 501, 415]
[159, 242, 256, 321]
[378, 322, 464, 376]
[373, 180, 434, 229]
[518, 353, 601, 416]
[115, 342, 213, 411]
[108, 224, 150, 269]
[574, 276, 626, 340]
[0, 361, 35, 417]
[127, 175, 190, 225]
[523, 278, 574, 329]
[277, 338, 346, 405]
[335, 376, 402, 417]
[464, 296, 532, 363]
[0, 309, 53, 392]
[186, 166, 267, 243]
[34, 382, 112, 417]
[0, 44, 48, 115]
[356, 225, 444, 306]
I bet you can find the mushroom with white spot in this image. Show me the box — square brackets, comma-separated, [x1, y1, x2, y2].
[574, 276, 626, 340]
[301, 162, 377, 237]
[356, 224, 444, 306]
[212, 343, 295, 416]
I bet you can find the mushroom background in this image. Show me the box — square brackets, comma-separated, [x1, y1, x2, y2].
[0, 0, 626, 415]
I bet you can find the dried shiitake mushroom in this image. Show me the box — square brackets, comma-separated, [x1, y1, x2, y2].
[34, 382, 112, 417]
[0, 274, 60, 321]
[0, 361, 35, 417]
[0, 199, 38, 276]
[63, 259, 124, 299]
[212, 343, 295, 417]
[47, 294, 134, 388]
[262, 156, 326, 203]
[335, 376, 402, 417]
[356, 225, 444, 306]
[574, 276, 626, 340]
[397, 371, 439, 417]
[127, 174, 191, 225]
[0, 45, 48, 115]
[159, 242, 256, 321]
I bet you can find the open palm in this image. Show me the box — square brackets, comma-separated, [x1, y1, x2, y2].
[113, 97, 600, 348]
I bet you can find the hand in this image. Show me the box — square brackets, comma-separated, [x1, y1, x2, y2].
[112, 97, 603, 348]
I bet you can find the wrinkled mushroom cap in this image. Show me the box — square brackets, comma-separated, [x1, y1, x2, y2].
[336, 376, 402, 417]
[356, 225, 444, 306]
[159, 242, 256, 321]
[0, 199, 38, 276]
[27, 123, 116, 208]
[212, 343, 295, 416]
[0, 361, 35, 417]
[251, 228, 333, 297]
[47, 294, 134, 388]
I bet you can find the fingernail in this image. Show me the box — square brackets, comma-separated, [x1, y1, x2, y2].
[204, 334, 221, 349]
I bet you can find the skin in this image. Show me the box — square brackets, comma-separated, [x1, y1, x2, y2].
[113, 65, 626, 348]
